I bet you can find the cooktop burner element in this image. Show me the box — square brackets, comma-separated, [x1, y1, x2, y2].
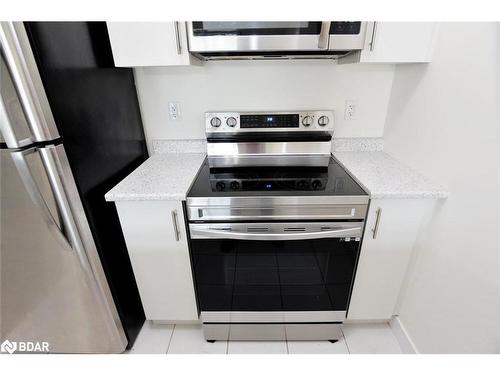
[209, 166, 329, 192]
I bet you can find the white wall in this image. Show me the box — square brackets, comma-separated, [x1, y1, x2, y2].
[384, 23, 500, 353]
[134, 60, 394, 149]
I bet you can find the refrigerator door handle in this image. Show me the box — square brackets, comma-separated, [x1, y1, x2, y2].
[11, 148, 74, 252]
[0, 22, 60, 143]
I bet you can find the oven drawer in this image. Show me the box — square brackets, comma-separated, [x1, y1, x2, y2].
[202, 323, 343, 341]
[201, 311, 346, 323]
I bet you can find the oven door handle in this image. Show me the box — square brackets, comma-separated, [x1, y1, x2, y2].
[189, 226, 363, 241]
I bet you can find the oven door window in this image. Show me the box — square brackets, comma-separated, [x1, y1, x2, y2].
[191, 238, 360, 312]
[192, 22, 322, 36]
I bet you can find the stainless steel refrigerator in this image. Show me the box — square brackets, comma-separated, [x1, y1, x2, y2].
[1, 22, 147, 353]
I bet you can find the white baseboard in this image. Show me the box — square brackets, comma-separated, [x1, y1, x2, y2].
[390, 316, 419, 354]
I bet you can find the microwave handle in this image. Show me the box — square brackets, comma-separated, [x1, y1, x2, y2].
[318, 22, 331, 49]
[369, 22, 378, 51]
[173, 22, 182, 55]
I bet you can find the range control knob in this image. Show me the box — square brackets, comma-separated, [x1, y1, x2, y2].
[210, 117, 222, 128]
[226, 117, 237, 127]
[215, 181, 226, 191]
[230, 181, 241, 190]
[302, 115, 313, 127]
[296, 180, 308, 190]
[318, 115, 330, 127]
[312, 180, 323, 190]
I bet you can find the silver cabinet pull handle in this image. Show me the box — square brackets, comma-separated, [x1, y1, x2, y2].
[372, 207, 382, 239]
[369, 22, 377, 51]
[318, 21, 331, 49]
[174, 22, 182, 55]
[171, 210, 180, 241]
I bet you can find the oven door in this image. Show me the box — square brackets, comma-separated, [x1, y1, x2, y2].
[189, 222, 363, 322]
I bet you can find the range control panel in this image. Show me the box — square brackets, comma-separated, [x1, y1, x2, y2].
[240, 114, 299, 129]
[205, 111, 335, 133]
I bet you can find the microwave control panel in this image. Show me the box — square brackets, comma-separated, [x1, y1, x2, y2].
[330, 22, 361, 35]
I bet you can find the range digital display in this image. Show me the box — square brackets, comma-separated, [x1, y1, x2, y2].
[240, 114, 299, 128]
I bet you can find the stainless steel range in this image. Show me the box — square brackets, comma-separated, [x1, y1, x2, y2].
[186, 110, 369, 342]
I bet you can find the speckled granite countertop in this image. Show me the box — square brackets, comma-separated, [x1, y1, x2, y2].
[105, 153, 206, 201]
[105, 139, 447, 201]
[333, 151, 448, 199]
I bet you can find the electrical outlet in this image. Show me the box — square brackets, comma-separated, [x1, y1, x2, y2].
[169, 102, 181, 120]
[344, 100, 357, 120]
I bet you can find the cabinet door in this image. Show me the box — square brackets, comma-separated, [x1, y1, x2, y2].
[107, 22, 196, 67]
[115, 200, 198, 321]
[360, 22, 438, 63]
[347, 199, 433, 320]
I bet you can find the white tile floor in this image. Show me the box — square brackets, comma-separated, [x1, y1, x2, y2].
[128, 321, 403, 354]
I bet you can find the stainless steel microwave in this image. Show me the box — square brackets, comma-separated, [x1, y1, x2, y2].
[187, 21, 368, 60]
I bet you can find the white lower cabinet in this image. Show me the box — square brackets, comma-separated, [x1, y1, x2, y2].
[347, 198, 435, 320]
[115, 200, 198, 322]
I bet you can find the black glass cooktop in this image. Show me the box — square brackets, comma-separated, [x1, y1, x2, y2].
[188, 157, 368, 197]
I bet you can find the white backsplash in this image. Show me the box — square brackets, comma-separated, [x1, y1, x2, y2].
[152, 139, 207, 154]
[152, 137, 384, 155]
[134, 60, 395, 151]
[332, 137, 384, 152]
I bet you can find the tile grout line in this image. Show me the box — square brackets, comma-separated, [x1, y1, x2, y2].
[165, 324, 176, 354]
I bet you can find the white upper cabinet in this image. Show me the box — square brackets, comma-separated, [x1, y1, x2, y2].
[107, 22, 199, 67]
[342, 22, 439, 64]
